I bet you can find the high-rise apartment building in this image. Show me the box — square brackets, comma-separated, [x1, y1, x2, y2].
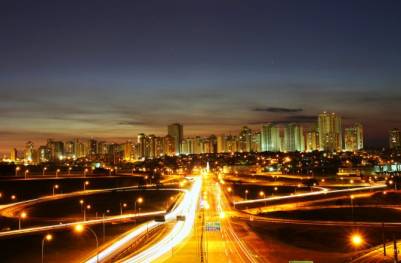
[344, 123, 364, 151]
[318, 112, 342, 151]
[10, 148, 18, 162]
[389, 128, 401, 149]
[168, 123, 183, 155]
[284, 123, 304, 152]
[24, 141, 34, 162]
[305, 128, 319, 152]
[261, 123, 281, 152]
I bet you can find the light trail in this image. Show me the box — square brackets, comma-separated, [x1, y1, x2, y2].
[120, 177, 202, 263]
[85, 177, 202, 263]
[234, 184, 387, 206]
[0, 211, 166, 238]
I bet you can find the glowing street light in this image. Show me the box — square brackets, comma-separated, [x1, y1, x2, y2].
[351, 233, 364, 247]
[56, 169, 61, 178]
[135, 197, 144, 213]
[24, 169, 29, 179]
[19, 211, 27, 229]
[83, 180, 90, 191]
[41, 234, 53, 263]
[245, 189, 249, 200]
[120, 202, 127, 215]
[15, 167, 20, 177]
[11, 194, 16, 201]
[84, 168, 89, 177]
[74, 224, 99, 263]
[68, 167, 72, 176]
[52, 184, 59, 195]
[42, 167, 47, 176]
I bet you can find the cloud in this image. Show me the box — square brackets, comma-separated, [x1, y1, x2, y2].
[252, 107, 303, 113]
[118, 121, 147, 126]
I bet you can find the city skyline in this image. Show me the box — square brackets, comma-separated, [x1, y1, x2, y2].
[1, 1, 401, 153]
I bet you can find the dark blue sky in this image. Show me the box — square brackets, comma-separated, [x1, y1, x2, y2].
[1, 0, 401, 152]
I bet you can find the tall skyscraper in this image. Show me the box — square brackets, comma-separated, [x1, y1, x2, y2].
[168, 123, 183, 155]
[261, 123, 281, 152]
[217, 135, 226, 153]
[344, 123, 364, 151]
[239, 126, 253, 152]
[318, 112, 343, 151]
[284, 123, 305, 152]
[24, 141, 34, 162]
[10, 148, 18, 162]
[306, 128, 319, 152]
[389, 128, 401, 149]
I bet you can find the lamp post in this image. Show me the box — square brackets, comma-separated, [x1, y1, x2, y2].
[74, 224, 99, 263]
[24, 170, 29, 180]
[42, 167, 47, 177]
[102, 210, 110, 242]
[259, 191, 266, 206]
[56, 169, 60, 178]
[245, 189, 249, 200]
[19, 211, 27, 229]
[84, 168, 88, 177]
[15, 167, 20, 177]
[135, 197, 143, 213]
[41, 234, 53, 263]
[79, 199, 85, 220]
[52, 184, 59, 195]
[68, 167, 72, 176]
[83, 181, 89, 191]
[120, 202, 127, 215]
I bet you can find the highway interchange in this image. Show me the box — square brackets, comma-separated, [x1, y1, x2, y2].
[0, 170, 400, 263]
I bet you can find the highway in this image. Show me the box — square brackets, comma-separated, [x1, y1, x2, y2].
[84, 176, 202, 263]
[158, 172, 260, 263]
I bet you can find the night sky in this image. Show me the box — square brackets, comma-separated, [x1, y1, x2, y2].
[1, 0, 401, 153]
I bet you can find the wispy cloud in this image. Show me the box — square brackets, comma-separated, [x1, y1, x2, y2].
[252, 107, 303, 113]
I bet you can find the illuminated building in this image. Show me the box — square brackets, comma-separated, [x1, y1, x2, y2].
[306, 128, 319, 152]
[10, 148, 18, 162]
[24, 141, 34, 162]
[163, 135, 175, 156]
[47, 139, 64, 160]
[389, 128, 401, 149]
[239, 126, 252, 152]
[168, 123, 183, 155]
[261, 123, 281, 152]
[122, 140, 133, 161]
[344, 123, 364, 151]
[225, 135, 239, 153]
[217, 135, 226, 153]
[318, 112, 342, 151]
[89, 139, 98, 155]
[284, 123, 305, 152]
[38, 146, 51, 162]
[251, 132, 261, 152]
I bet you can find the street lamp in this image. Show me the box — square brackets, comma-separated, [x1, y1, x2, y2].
[56, 169, 60, 178]
[74, 224, 99, 263]
[19, 211, 27, 229]
[120, 202, 127, 215]
[259, 191, 266, 206]
[41, 234, 53, 263]
[84, 168, 89, 177]
[135, 197, 143, 213]
[15, 167, 20, 177]
[42, 167, 47, 177]
[351, 233, 363, 247]
[79, 199, 85, 220]
[52, 184, 59, 195]
[245, 189, 249, 200]
[68, 167, 72, 176]
[24, 170, 29, 179]
[83, 180, 89, 191]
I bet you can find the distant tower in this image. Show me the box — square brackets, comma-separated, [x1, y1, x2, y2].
[261, 123, 281, 152]
[318, 112, 342, 151]
[344, 123, 364, 151]
[168, 123, 183, 155]
[10, 148, 18, 162]
[389, 128, 401, 149]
